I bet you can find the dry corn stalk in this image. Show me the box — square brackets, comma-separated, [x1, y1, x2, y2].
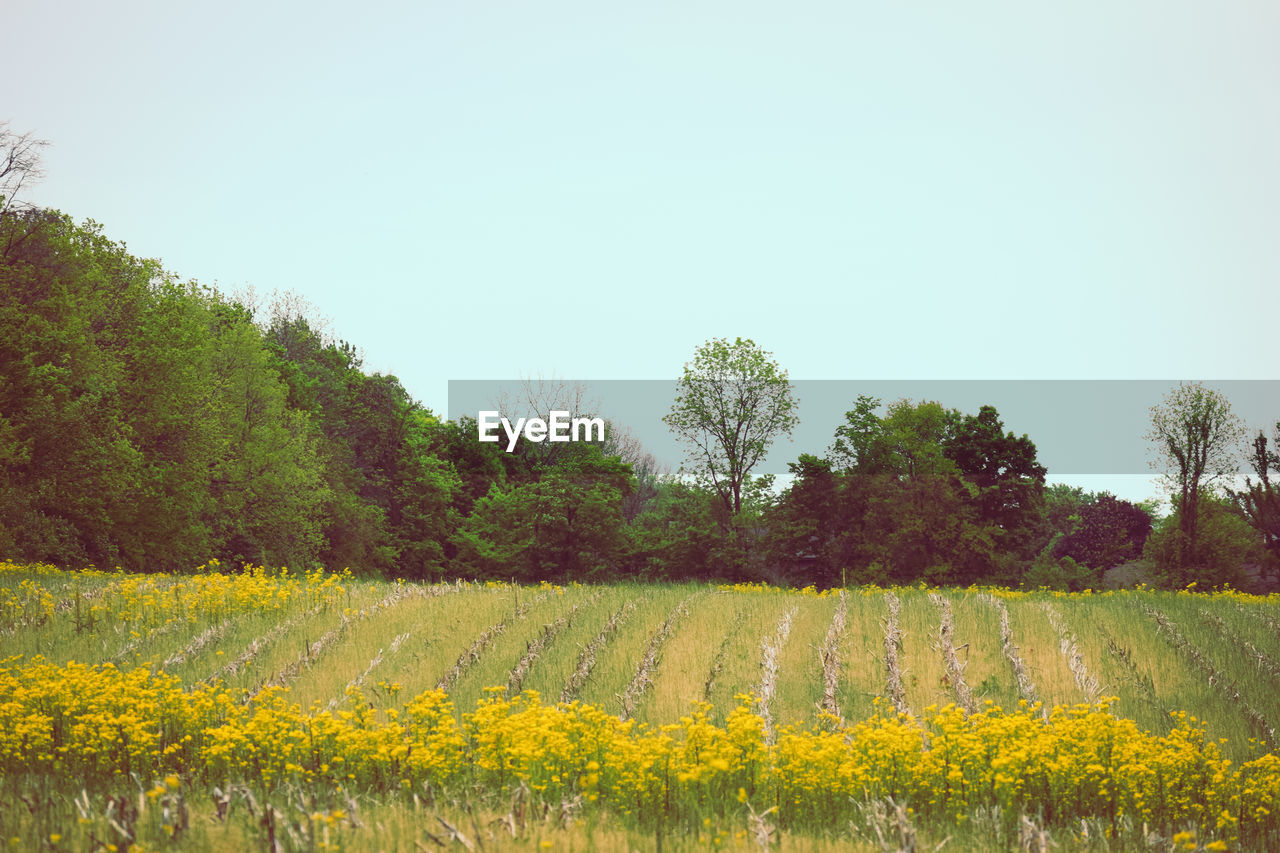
[883, 591, 910, 717]
[755, 605, 797, 743]
[561, 600, 635, 703]
[818, 591, 849, 718]
[979, 593, 1040, 711]
[930, 593, 976, 714]
[619, 594, 698, 720]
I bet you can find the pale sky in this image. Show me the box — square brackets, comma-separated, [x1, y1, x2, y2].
[7, 1, 1279, 503]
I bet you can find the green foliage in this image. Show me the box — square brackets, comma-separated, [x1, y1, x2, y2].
[1053, 494, 1153, 570]
[1143, 493, 1262, 588]
[664, 337, 799, 516]
[1022, 551, 1097, 591]
[625, 481, 729, 581]
[10, 192, 1272, 592]
[943, 404, 1046, 558]
[0, 207, 459, 575]
[1229, 423, 1280, 584]
[1147, 382, 1244, 577]
[453, 444, 633, 582]
[827, 394, 884, 473]
[765, 398, 1048, 587]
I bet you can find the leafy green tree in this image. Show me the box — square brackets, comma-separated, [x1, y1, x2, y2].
[828, 395, 886, 473]
[1022, 553, 1095, 592]
[209, 315, 329, 567]
[858, 472, 1000, 585]
[879, 399, 960, 478]
[1229, 423, 1280, 583]
[386, 410, 459, 579]
[1144, 492, 1261, 588]
[1053, 494, 1153, 570]
[625, 480, 738, 581]
[264, 306, 460, 575]
[764, 454, 841, 586]
[0, 211, 149, 567]
[454, 444, 632, 581]
[427, 415, 510, 517]
[664, 337, 798, 516]
[944, 404, 1047, 556]
[114, 278, 224, 568]
[1147, 382, 1243, 575]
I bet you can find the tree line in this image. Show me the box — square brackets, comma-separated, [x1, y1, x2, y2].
[2, 126, 1276, 589]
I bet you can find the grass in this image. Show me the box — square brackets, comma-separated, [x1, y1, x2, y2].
[3, 565, 1280, 851]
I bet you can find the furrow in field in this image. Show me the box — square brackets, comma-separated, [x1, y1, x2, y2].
[560, 599, 637, 704]
[929, 593, 976, 714]
[1199, 608, 1280, 686]
[636, 589, 742, 725]
[772, 593, 837, 730]
[1236, 600, 1280, 639]
[1039, 602, 1103, 703]
[247, 583, 438, 702]
[979, 592, 1040, 712]
[436, 588, 552, 693]
[327, 631, 412, 710]
[160, 616, 237, 669]
[754, 605, 797, 742]
[506, 591, 602, 698]
[702, 607, 746, 703]
[836, 590, 887, 722]
[447, 586, 600, 712]
[619, 592, 700, 721]
[198, 598, 342, 687]
[1141, 603, 1277, 749]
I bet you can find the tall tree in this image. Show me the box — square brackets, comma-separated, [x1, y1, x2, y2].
[944, 404, 1047, 560]
[828, 395, 886, 473]
[663, 337, 799, 516]
[1229, 422, 1280, 582]
[0, 121, 49, 217]
[1144, 492, 1260, 588]
[1146, 382, 1243, 572]
[209, 315, 329, 566]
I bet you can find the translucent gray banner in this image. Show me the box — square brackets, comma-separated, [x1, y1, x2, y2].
[448, 379, 1279, 477]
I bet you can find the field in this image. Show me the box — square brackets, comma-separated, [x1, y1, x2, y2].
[3, 562, 1280, 851]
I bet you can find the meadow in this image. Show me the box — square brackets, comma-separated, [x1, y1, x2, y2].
[2, 561, 1279, 851]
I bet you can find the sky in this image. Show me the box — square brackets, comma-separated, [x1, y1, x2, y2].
[6, 1, 1279, 502]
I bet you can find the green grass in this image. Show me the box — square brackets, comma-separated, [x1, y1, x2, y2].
[4, 572, 1280, 850]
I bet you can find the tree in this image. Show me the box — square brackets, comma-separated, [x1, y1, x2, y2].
[208, 315, 330, 567]
[625, 480, 738, 581]
[1144, 492, 1260, 588]
[1147, 383, 1243, 573]
[453, 444, 632, 581]
[663, 338, 799, 516]
[764, 454, 842, 587]
[0, 121, 49, 216]
[1053, 494, 1153, 570]
[828, 395, 886, 473]
[1229, 422, 1280, 583]
[944, 404, 1047, 559]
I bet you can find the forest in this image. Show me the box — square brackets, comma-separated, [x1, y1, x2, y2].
[3, 200, 1276, 592]
[0, 115, 1276, 593]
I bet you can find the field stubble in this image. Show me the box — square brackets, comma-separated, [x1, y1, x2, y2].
[2, 563, 1279, 851]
